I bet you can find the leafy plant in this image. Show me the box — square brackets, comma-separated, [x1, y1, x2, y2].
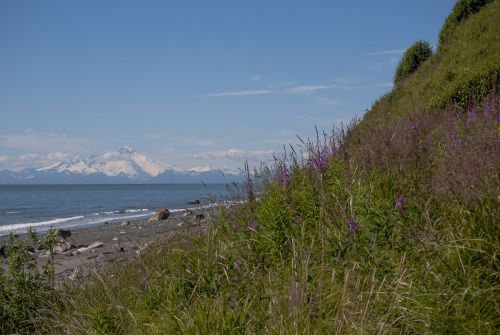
[0, 228, 57, 334]
[394, 40, 433, 84]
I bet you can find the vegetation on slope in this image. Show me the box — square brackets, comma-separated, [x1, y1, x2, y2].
[1, 1, 500, 334]
[363, 0, 500, 129]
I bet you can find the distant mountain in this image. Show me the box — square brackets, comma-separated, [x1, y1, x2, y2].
[0, 147, 240, 184]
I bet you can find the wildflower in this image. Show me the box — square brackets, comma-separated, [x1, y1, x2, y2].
[279, 166, 290, 187]
[467, 109, 478, 127]
[394, 197, 408, 215]
[236, 259, 244, 268]
[484, 101, 494, 120]
[410, 121, 420, 136]
[347, 218, 358, 234]
[235, 223, 240, 234]
[139, 275, 149, 288]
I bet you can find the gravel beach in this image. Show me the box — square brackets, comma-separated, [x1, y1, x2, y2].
[0, 209, 209, 286]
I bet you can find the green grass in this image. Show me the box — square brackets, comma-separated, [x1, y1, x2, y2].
[363, 0, 500, 127]
[2, 1, 500, 334]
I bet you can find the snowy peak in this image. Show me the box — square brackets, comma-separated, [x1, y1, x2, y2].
[118, 146, 135, 155]
[36, 147, 171, 180]
[0, 147, 244, 184]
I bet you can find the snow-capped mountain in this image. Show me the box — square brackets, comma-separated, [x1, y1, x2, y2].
[0, 147, 239, 184]
[36, 146, 171, 180]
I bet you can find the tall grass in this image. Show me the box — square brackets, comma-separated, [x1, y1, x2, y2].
[27, 92, 500, 334]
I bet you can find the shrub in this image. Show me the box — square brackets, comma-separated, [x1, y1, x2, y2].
[0, 229, 56, 334]
[394, 40, 433, 84]
[438, 0, 494, 46]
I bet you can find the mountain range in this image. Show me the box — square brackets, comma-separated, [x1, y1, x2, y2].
[0, 147, 240, 184]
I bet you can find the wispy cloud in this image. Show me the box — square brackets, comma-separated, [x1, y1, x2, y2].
[191, 148, 274, 161]
[201, 90, 274, 97]
[362, 49, 405, 56]
[0, 130, 94, 154]
[285, 85, 330, 94]
[0, 152, 75, 171]
[251, 75, 261, 81]
[311, 96, 339, 105]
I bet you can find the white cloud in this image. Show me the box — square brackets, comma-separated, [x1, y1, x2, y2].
[285, 85, 330, 94]
[0, 130, 94, 154]
[362, 49, 406, 56]
[191, 148, 274, 161]
[0, 152, 74, 171]
[201, 90, 274, 97]
[251, 75, 261, 81]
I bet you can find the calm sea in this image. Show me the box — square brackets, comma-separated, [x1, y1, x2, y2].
[0, 184, 234, 237]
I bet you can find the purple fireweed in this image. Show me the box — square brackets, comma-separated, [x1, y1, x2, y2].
[236, 259, 244, 268]
[484, 101, 494, 120]
[139, 275, 149, 288]
[279, 166, 291, 187]
[467, 109, 478, 127]
[394, 197, 408, 214]
[347, 218, 358, 234]
[410, 121, 420, 136]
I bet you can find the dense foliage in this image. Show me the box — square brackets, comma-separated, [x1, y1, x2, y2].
[439, 0, 494, 46]
[393, 40, 432, 84]
[0, 229, 56, 334]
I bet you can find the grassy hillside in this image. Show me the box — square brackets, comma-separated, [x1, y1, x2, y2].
[2, 1, 499, 334]
[363, 0, 500, 127]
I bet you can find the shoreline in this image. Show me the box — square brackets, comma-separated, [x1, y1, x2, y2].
[0, 209, 210, 285]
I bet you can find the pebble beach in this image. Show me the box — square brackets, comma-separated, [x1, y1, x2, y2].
[0, 209, 209, 286]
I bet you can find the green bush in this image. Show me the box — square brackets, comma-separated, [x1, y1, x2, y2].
[0, 229, 56, 334]
[394, 40, 433, 84]
[438, 0, 494, 46]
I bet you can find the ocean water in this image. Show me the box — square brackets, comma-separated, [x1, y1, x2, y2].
[0, 184, 235, 237]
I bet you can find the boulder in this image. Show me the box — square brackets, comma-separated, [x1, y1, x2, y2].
[184, 209, 193, 216]
[148, 207, 170, 221]
[55, 228, 71, 238]
[122, 221, 130, 226]
[187, 199, 200, 205]
[1, 240, 35, 257]
[52, 240, 75, 254]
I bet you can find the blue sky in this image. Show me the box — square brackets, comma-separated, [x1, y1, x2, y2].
[1, 0, 457, 171]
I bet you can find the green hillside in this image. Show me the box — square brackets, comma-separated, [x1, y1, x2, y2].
[2, 1, 499, 334]
[364, 0, 499, 125]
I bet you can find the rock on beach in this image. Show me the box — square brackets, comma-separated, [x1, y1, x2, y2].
[148, 207, 170, 221]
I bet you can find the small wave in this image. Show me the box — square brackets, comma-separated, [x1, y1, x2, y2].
[6, 211, 22, 214]
[0, 215, 85, 233]
[125, 209, 148, 213]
